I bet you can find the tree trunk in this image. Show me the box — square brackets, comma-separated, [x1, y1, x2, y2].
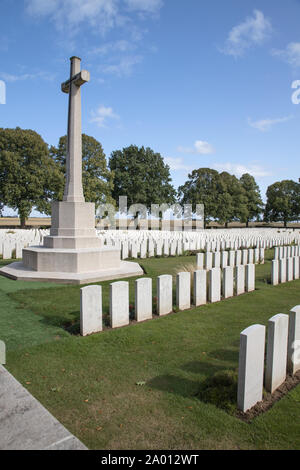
[20, 215, 26, 229]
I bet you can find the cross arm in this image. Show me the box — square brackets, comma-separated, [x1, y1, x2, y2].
[61, 70, 90, 94]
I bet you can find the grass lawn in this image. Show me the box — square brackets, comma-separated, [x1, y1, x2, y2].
[0, 250, 300, 450]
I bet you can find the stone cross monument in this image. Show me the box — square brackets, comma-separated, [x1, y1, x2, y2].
[0, 57, 143, 284]
[61, 57, 88, 203]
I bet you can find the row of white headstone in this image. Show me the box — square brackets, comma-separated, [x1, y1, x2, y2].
[80, 264, 255, 336]
[197, 248, 264, 270]
[238, 306, 300, 412]
[271, 257, 300, 285]
[0, 229, 46, 259]
[98, 228, 300, 255]
[274, 245, 300, 259]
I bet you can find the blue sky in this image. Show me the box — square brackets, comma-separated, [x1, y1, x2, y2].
[1, 0, 300, 216]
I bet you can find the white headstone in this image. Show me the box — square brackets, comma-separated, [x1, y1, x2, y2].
[271, 260, 279, 286]
[80, 285, 102, 336]
[193, 270, 207, 306]
[265, 314, 289, 393]
[288, 305, 300, 374]
[196, 253, 204, 269]
[222, 266, 234, 298]
[235, 265, 245, 295]
[157, 275, 173, 316]
[176, 272, 191, 310]
[237, 324, 265, 412]
[279, 258, 287, 283]
[208, 268, 221, 303]
[286, 258, 293, 282]
[110, 281, 129, 328]
[245, 264, 255, 292]
[293, 257, 299, 280]
[205, 252, 213, 270]
[135, 278, 152, 322]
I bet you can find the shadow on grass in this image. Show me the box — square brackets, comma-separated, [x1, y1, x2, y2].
[148, 357, 239, 414]
[147, 362, 226, 397]
[37, 312, 81, 335]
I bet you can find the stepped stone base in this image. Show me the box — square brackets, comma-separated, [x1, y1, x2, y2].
[0, 260, 143, 285]
[0, 200, 144, 284]
[22, 245, 121, 273]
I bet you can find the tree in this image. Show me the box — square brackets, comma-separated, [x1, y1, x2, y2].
[50, 134, 114, 207]
[178, 168, 220, 228]
[0, 127, 63, 228]
[109, 145, 176, 220]
[264, 180, 300, 227]
[239, 173, 264, 226]
[217, 172, 248, 227]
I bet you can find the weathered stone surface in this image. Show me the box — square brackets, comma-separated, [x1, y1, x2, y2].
[157, 274, 173, 316]
[237, 325, 265, 412]
[279, 258, 287, 283]
[286, 257, 293, 282]
[80, 285, 102, 336]
[196, 253, 204, 269]
[235, 265, 245, 295]
[222, 266, 234, 298]
[245, 264, 255, 292]
[208, 268, 221, 303]
[205, 252, 213, 270]
[265, 314, 289, 393]
[271, 259, 279, 286]
[293, 257, 299, 280]
[135, 278, 152, 322]
[288, 305, 300, 374]
[193, 270, 207, 306]
[176, 272, 191, 310]
[110, 281, 129, 328]
[213, 251, 221, 268]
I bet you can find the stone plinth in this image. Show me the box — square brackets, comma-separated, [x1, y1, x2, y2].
[22, 246, 120, 273]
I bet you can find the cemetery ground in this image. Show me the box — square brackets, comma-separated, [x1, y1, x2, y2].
[0, 250, 300, 450]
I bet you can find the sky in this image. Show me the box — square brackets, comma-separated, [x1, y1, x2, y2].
[1, 0, 300, 216]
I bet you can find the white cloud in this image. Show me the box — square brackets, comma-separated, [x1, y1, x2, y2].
[26, 0, 163, 33]
[213, 162, 271, 178]
[272, 42, 300, 68]
[100, 55, 143, 76]
[221, 9, 272, 57]
[0, 71, 55, 82]
[125, 0, 163, 14]
[164, 157, 193, 173]
[177, 140, 215, 155]
[248, 115, 293, 132]
[90, 40, 133, 56]
[90, 105, 120, 128]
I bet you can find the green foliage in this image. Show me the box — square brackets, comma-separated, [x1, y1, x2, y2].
[264, 180, 300, 226]
[0, 127, 63, 226]
[50, 134, 114, 208]
[109, 145, 176, 213]
[178, 168, 258, 227]
[240, 173, 264, 224]
[178, 168, 220, 227]
[197, 370, 238, 413]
